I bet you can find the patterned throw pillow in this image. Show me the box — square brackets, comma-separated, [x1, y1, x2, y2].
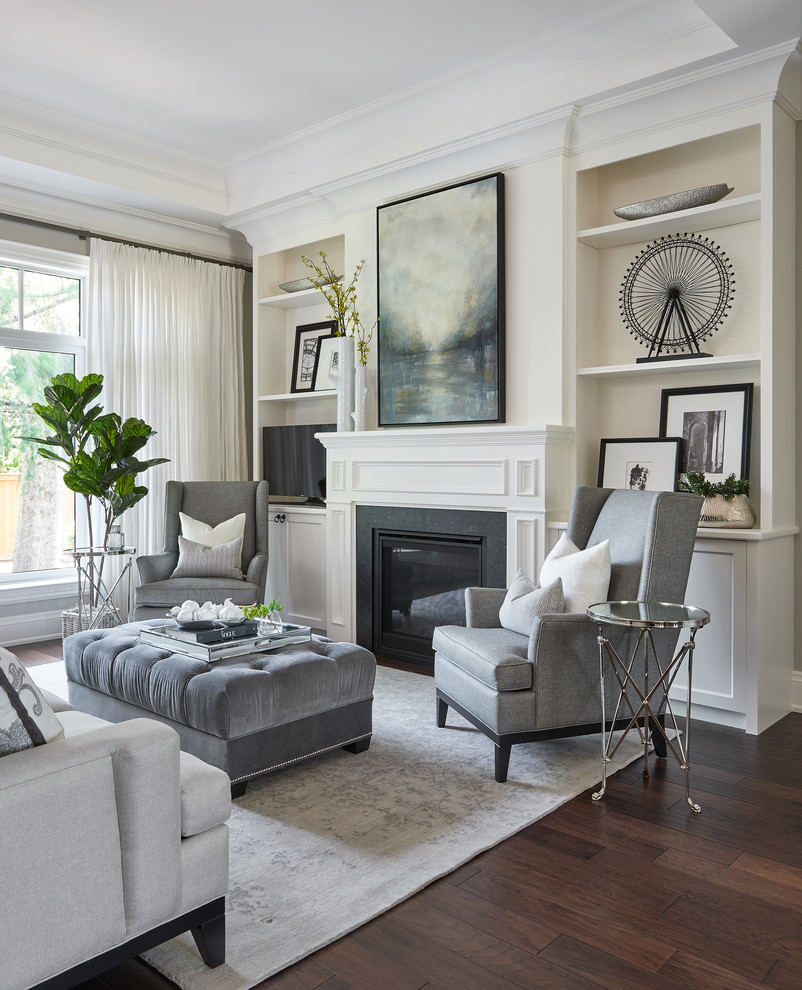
[171, 535, 245, 580]
[498, 570, 564, 636]
[0, 647, 64, 758]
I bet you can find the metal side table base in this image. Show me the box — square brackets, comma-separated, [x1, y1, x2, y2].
[588, 601, 710, 814]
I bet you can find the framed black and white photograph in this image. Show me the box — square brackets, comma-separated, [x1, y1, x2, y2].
[290, 320, 337, 393]
[659, 383, 754, 481]
[377, 172, 505, 427]
[598, 437, 683, 491]
[312, 333, 340, 392]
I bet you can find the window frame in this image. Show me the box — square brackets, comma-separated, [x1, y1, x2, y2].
[0, 239, 88, 590]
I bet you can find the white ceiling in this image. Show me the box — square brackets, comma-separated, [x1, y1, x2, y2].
[0, 0, 799, 237]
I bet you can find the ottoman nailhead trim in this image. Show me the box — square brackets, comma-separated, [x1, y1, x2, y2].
[230, 732, 372, 783]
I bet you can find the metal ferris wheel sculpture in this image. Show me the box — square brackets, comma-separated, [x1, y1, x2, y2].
[619, 232, 735, 362]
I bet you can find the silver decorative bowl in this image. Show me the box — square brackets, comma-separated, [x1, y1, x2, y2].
[279, 275, 342, 293]
[613, 184, 733, 221]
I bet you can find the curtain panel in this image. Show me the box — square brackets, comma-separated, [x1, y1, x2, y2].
[87, 239, 247, 557]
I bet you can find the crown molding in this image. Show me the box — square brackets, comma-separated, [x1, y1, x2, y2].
[0, 177, 250, 265]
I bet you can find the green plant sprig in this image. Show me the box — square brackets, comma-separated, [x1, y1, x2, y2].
[679, 471, 750, 500]
[300, 251, 376, 366]
[243, 598, 284, 622]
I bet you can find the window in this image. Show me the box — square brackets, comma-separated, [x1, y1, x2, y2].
[0, 242, 87, 580]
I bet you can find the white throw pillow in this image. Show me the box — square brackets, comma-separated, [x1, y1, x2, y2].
[499, 570, 564, 636]
[0, 647, 64, 758]
[179, 511, 246, 549]
[539, 534, 611, 613]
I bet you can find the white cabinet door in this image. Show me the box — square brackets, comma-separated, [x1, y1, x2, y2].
[672, 539, 746, 716]
[266, 507, 327, 633]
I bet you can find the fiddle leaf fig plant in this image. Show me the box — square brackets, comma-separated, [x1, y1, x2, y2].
[21, 372, 169, 588]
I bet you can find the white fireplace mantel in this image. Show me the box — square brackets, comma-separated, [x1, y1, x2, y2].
[318, 424, 574, 642]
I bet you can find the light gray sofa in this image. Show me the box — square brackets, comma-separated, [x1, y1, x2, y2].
[0, 689, 231, 990]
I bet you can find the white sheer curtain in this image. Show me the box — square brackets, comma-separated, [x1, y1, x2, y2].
[87, 238, 248, 557]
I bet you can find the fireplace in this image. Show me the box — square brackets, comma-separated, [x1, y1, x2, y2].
[356, 505, 506, 667]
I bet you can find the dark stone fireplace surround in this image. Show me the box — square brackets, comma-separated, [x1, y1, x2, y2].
[355, 504, 507, 666]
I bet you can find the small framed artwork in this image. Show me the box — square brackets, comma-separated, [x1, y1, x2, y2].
[290, 320, 337, 393]
[312, 334, 340, 392]
[598, 437, 683, 491]
[659, 383, 754, 481]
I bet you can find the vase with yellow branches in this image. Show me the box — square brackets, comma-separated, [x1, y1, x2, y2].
[301, 251, 376, 430]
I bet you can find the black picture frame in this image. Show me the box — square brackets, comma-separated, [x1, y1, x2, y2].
[598, 437, 683, 491]
[290, 320, 337, 393]
[377, 172, 505, 427]
[659, 382, 754, 481]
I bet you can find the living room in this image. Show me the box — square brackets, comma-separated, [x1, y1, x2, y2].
[1, 2, 801, 988]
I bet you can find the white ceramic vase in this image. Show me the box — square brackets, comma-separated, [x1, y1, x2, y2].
[352, 362, 368, 431]
[331, 336, 355, 432]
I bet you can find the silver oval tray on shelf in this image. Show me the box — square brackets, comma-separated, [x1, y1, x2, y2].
[613, 183, 733, 221]
[278, 275, 342, 293]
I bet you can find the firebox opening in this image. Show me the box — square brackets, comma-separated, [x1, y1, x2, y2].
[355, 505, 507, 669]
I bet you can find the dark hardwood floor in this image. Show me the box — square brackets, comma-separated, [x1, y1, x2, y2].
[16, 640, 802, 989]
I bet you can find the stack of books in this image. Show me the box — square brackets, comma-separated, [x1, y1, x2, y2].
[139, 621, 313, 662]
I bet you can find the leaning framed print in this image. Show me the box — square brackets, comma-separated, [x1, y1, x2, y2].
[290, 320, 337, 393]
[377, 172, 505, 426]
[659, 382, 754, 481]
[312, 334, 340, 393]
[598, 437, 683, 491]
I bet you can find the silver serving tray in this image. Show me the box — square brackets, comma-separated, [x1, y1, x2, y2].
[279, 275, 342, 293]
[613, 183, 733, 221]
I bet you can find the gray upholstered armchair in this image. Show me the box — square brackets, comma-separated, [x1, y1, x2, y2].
[433, 487, 702, 782]
[134, 480, 269, 621]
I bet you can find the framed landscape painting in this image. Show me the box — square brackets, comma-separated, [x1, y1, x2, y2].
[377, 173, 505, 426]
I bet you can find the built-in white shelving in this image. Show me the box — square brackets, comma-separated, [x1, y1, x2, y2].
[577, 353, 761, 379]
[577, 192, 761, 248]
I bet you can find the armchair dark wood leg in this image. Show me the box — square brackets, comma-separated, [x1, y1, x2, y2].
[436, 697, 448, 728]
[230, 780, 248, 799]
[495, 744, 512, 783]
[191, 911, 225, 968]
[650, 714, 667, 758]
[343, 736, 371, 754]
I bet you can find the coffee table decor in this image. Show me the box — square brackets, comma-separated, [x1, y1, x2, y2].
[140, 621, 312, 662]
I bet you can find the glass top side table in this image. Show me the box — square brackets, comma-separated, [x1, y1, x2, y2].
[65, 546, 136, 631]
[587, 599, 710, 813]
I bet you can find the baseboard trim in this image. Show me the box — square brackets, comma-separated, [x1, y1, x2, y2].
[0, 609, 63, 647]
[793, 671, 802, 714]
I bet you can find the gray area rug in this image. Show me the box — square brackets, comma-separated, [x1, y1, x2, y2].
[33, 661, 643, 990]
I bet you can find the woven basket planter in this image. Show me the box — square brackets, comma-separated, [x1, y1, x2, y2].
[61, 605, 120, 639]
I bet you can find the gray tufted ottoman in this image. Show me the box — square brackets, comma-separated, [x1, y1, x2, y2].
[63, 621, 376, 795]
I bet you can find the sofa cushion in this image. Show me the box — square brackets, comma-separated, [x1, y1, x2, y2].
[0, 647, 64, 757]
[179, 751, 232, 837]
[539, 534, 611, 613]
[499, 572, 564, 635]
[432, 625, 532, 692]
[171, 535, 245, 581]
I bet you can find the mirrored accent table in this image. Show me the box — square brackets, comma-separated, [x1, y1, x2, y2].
[587, 600, 710, 813]
[65, 546, 136, 631]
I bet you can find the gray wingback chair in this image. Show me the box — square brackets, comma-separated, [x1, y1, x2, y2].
[134, 480, 269, 621]
[433, 487, 703, 782]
